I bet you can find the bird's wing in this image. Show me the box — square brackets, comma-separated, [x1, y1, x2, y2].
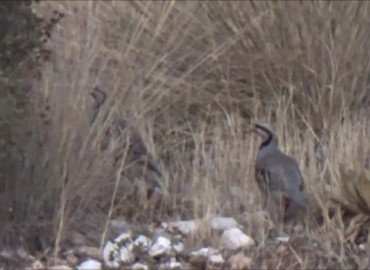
[130, 131, 163, 177]
[256, 152, 306, 208]
[256, 153, 288, 190]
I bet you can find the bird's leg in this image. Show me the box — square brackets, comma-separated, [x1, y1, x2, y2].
[267, 191, 286, 234]
[283, 198, 309, 229]
[283, 199, 295, 222]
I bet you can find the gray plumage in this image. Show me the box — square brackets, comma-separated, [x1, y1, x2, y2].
[90, 87, 162, 178]
[251, 122, 307, 223]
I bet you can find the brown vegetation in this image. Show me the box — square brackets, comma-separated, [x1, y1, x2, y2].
[1, 1, 370, 268]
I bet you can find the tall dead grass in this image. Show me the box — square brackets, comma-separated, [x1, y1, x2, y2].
[1, 1, 370, 267]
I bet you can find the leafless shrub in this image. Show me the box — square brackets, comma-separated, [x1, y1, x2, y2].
[1, 1, 369, 268]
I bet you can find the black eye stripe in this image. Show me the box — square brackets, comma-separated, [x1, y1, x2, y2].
[255, 124, 272, 135]
[255, 124, 274, 150]
[259, 135, 272, 149]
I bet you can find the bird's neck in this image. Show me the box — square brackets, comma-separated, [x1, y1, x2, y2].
[259, 133, 273, 150]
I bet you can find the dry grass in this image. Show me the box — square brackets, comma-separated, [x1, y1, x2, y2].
[1, 1, 370, 268]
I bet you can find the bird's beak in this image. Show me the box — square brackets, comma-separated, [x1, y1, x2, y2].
[248, 125, 257, 134]
[248, 125, 263, 137]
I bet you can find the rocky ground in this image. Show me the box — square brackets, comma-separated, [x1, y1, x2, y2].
[3, 211, 369, 270]
[0, 215, 305, 270]
[2, 2, 370, 270]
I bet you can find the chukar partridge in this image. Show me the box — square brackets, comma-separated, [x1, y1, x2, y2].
[90, 87, 163, 178]
[250, 122, 307, 224]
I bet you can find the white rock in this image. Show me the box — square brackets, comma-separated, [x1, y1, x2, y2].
[209, 254, 224, 264]
[126, 241, 135, 252]
[134, 235, 152, 251]
[210, 216, 239, 231]
[276, 236, 290, 243]
[190, 247, 219, 258]
[359, 243, 366, 251]
[103, 241, 120, 268]
[172, 242, 184, 254]
[119, 245, 134, 264]
[103, 237, 135, 266]
[49, 266, 72, 270]
[132, 262, 149, 270]
[77, 259, 102, 270]
[163, 257, 182, 269]
[221, 228, 255, 250]
[167, 220, 199, 235]
[31, 260, 44, 270]
[190, 247, 223, 265]
[161, 222, 168, 230]
[114, 232, 132, 245]
[149, 236, 172, 257]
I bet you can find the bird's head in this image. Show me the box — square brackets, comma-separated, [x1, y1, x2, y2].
[248, 121, 279, 149]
